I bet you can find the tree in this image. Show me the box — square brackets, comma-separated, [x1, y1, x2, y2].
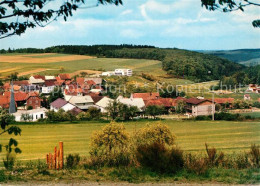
[88, 107, 101, 120]
[80, 71, 88, 77]
[0, 109, 22, 156]
[105, 100, 121, 120]
[119, 104, 139, 120]
[145, 105, 165, 119]
[175, 100, 186, 114]
[201, 0, 260, 27]
[48, 87, 64, 103]
[0, 0, 123, 39]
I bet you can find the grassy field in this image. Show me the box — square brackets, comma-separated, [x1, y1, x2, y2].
[0, 120, 259, 162]
[0, 53, 192, 85]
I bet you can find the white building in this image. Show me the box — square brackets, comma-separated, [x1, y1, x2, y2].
[95, 97, 113, 113]
[42, 86, 55, 94]
[50, 98, 76, 112]
[13, 108, 47, 122]
[117, 96, 145, 111]
[102, 71, 115, 76]
[29, 76, 45, 85]
[114, 69, 132, 76]
[68, 96, 94, 110]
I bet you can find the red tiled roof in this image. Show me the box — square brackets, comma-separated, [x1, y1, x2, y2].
[13, 80, 29, 86]
[86, 80, 96, 86]
[133, 92, 160, 101]
[64, 88, 83, 96]
[214, 98, 234, 104]
[145, 98, 175, 107]
[33, 75, 45, 80]
[186, 98, 212, 105]
[76, 77, 85, 86]
[0, 95, 9, 108]
[25, 92, 41, 100]
[50, 98, 67, 109]
[4, 91, 28, 102]
[91, 96, 104, 104]
[45, 80, 56, 87]
[258, 98, 260, 102]
[59, 74, 71, 80]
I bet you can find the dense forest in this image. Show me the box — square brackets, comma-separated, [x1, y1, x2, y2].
[1, 45, 259, 84]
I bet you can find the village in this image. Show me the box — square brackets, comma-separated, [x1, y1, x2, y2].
[0, 69, 259, 122]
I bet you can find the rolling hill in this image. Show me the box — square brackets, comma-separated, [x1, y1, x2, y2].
[200, 49, 260, 66]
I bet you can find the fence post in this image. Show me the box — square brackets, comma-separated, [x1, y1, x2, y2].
[59, 141, 64, 169]
[54, 146, 57, 170]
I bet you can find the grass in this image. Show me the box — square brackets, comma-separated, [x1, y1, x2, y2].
[240, 112, 260, 118]
[0, 120, 259, 162]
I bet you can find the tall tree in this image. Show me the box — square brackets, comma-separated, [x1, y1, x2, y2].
[201, 0, 260, 27]
[0, 0, 122, 39]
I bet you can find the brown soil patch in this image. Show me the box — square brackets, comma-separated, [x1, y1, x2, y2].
[69, 70, 102, 77]
[0, 55, 96, 63]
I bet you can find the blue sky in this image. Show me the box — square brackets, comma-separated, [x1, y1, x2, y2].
[1, 0, 260, 50]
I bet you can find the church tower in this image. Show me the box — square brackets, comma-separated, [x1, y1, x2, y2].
[9, 81, 16, 114]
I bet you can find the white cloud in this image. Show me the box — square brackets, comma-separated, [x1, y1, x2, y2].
[120, 29, 144, 39]
[120, 9, 133, 16]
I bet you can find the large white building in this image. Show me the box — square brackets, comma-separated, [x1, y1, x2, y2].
[13, 108, 47, 122]
[114, 69, 133, 76]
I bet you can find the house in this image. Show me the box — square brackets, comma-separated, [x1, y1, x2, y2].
[0, 95, 10, 109]
[145, 98, 177, 113]
[50, 98, 77, 112]
[42, 79, 56, 94]
[13, 108, 47, 122]
[59, 74, 71, 81]
[117, 96, 145, 111]
[95, 97, 113, 113]
[25, 92, 42, 109]
[244, 94, 251, 101]
[3, 91, 27, 107]
[55, 76, 65, 86]
[85, 78, 102, 85]
[247, 84, 260, 93]
[29, 75, 45, 85]
[214, 98, 234, 108]
[186, 98, 215, 116]
[132, 92, 160, 101]
[114, 69, 132, 76]
[102, 71, 115, 76]
[68, 96, 94, 110]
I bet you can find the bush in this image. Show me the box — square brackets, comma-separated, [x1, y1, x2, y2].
[88, 107, 101, 120]
[184, 154, 208, 175]
[89, 123, 131, 167]
[195, 115, 211, 121]
[77, 112, 91, 121]
[248, 144, 260, 168]
[136, 142, 184, 174]
[135, 122, 175, 146]
[3, 152, 15, 170]
[214, 112, 245, 121]
[0, 170, 6, 182]
[27, 105, 33, 110]
[205, 143, 225, 167]
[66, 154, 80, 169]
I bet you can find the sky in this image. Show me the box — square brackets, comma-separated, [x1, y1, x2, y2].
[0, 0, 260, 50]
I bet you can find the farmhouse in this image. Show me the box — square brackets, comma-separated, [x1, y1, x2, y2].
[25, 92, 42, 109]
[59, 74, 71, 81]
[117, 96, 145, 111]
[115, 69, 133, 76]
[13, 108, 47, 122]
[214, 98, 234, 108]
[68, 96, 94, 110]
[186, 98, 215, 116]
[95, 97, 113, 113]
[132, 92, 160, 101]
[244, 94, 251, 101]
[29, 75, 45, 85]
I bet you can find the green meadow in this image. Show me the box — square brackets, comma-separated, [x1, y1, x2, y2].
[0, 120, 259, 162]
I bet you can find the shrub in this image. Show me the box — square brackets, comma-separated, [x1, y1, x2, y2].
[89, 123, 131, 167]
[205, 143, 225, 167]
[214, 112, 245, 121]
[136, 142, 184, 174]
[0, 170, 6, 182]
[195, 115, 210, 121]
[234, 153, 250, 169]
[27, 105, 33, 110]
[77, 112, 91, 121]
[66, 154, 80, 169]
[184, 154, 208, 175]
[135, 122, 175, 146]
[248, 144, 260, 168]
[3, 152, 15, 170]
[87, 107, 101, 120]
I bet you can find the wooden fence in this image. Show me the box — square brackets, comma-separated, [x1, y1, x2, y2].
[46, 141, 64, 170]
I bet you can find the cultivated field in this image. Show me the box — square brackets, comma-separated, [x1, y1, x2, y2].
[0, 53, 192, 84]
[0, 120, 259, 162]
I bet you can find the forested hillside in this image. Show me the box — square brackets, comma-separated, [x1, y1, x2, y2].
[1, 45, 259, 83]
[201, 49, 260, 66]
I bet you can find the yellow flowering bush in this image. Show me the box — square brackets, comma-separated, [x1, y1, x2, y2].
[135, 122, 175, 146]
[89, 122, 131, 166]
